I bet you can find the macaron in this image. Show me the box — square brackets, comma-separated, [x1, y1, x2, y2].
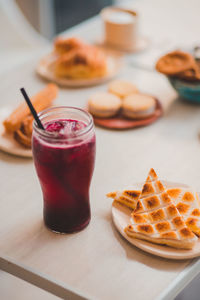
[122, 94, 156, 119]
[88, 92, 121, 118]
[108, 79, 138, 99]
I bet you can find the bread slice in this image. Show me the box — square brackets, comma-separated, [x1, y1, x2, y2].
[167, 187, 200, 236]
[124, 168, 197, 249]
[107, 190, 141, 210]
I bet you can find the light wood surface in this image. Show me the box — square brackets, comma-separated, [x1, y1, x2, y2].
[1, 0, 200, 299]
[0, 58, 198, 300]
[0, 270, 60, 300]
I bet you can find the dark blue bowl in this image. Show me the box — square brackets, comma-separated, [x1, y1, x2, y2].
[168, 76, 200, 103]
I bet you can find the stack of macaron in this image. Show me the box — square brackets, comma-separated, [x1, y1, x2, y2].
[88, 79, 156, 119]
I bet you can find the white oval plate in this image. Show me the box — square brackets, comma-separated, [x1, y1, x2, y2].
[0, 107, 32, 158]
[96, 36, 149, 53]
[112, 181, 200, 260]
[36, 51, 123, 87]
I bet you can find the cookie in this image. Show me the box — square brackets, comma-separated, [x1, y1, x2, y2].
[178, 64, 200, 81]
[88, 92, 121, 118]
[108, 79, 138, 99]
[122, 94, 156, 119]
[156, 51, 195, 75]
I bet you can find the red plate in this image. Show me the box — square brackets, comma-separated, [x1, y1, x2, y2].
[93, 98, 163, 130]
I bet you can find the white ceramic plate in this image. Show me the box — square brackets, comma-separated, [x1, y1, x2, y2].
[0, 107, 32, 158]
[36, 51, 123, 87]
[111, 181, 200, 260]
[96, 36, 149, 53]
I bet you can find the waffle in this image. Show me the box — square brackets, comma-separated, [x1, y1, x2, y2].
[167, 188, 200, 236]
[125, 168, 197, 249]
[107, 190, 141, 210]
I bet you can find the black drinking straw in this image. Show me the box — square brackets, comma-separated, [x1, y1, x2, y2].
[20, 88, 45, 130]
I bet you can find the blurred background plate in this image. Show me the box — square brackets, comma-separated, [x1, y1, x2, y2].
[36, 51, 123, 87]
[95, 36, 150, 54]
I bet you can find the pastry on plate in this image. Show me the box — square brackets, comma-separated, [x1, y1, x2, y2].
[14, 115, 33, 148]
[122, 94, 156, 119]
[54, 46, 107, 79]
[3, 83, 58, 148]
[54, 37, 85, 55]
[107, 189, 141, 210]
[108, 79, 138, 99]
[125, 168, 197, 249]
[167, 187, 200, 236]
[88, 92, 121, 118]
[4, 83, 58, 133]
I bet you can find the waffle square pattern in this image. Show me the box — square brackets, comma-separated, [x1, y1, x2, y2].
[167, 188, 200, 236]
[125, 169, 198, 249]
[107, 190, 141, 210]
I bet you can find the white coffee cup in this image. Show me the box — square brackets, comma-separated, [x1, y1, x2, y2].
[101, 6, 139, 51]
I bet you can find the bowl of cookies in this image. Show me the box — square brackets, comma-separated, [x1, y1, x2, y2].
[156, 49, 200, 103]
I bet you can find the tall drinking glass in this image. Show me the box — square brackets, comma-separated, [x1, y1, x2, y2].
[32, 106, 96, 233]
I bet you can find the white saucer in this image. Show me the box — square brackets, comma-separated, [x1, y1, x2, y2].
[36, 51, 123, 87]
[111, 180, 200, 260]
[0, 107, 32, 158]
[96, 36, 150, 53]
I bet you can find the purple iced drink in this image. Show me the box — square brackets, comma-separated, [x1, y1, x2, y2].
[32, 107, 96, 233]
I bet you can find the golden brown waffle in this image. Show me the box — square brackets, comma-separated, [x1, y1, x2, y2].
[167, 188, 200, 236]
[125, 168, 197, 249]
[107, 190, 141, 210]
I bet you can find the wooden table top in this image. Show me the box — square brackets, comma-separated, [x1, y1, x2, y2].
[1, 0, 200, 299]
